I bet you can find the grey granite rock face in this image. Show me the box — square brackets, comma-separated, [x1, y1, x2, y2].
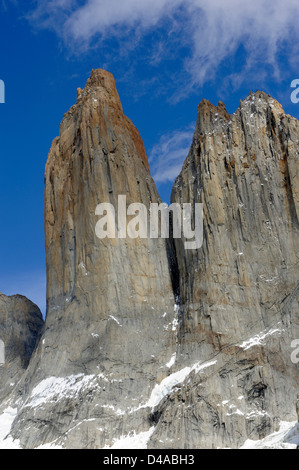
[0, 293, 43, 405]
[7, 69, 177, 449]
[172, 94, 298, 358]
[147, 92, 299, 448]
[1, 79, 298, 449]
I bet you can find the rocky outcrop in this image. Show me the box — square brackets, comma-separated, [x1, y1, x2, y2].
[147, 92, 299, 448]
[0, 293, 43, 405]
[1, 75, 298, 449]
[8, 69, 177, 449]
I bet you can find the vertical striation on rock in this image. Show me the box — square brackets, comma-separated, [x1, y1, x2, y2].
[173, 93, 298, 358]
[148, 91, 299, 448]
[9, 69, 177, 449]
[2, 76, 298, 449]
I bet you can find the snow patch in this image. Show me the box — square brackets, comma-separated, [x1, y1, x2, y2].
[145, 359, 217, 409]
[105, 427, 155, 449]
[0, 407, 20, 449]
[239, 325, 282, 350]
[166, 353, 176, 368]
[25, 374, 97, 408]
[102, 404, 125, 416]
[240, 421, 297, 449]
[283, 422, 299, 446]
[108, 315, 122, 326]
[78, 261, 89, 276]
[227, 408, 244, 417]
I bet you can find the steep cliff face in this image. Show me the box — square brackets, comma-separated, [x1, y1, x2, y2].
[8, 69, 177, 448]
[43, 70, 176, 374]
[147, 92, 299, 448]
[0, 293, 43, 405]
[172, 93, 298, 359]
[1, 75, 298, 449]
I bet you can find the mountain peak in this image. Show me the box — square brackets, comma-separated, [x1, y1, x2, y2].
[196, 98, 231, 133]
[240, 90, 285, 116]
[76, 68, 122, 107]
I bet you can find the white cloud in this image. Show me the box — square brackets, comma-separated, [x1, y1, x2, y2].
[184, 0, 299, 88]
[28, 0, 181, 39]
[149, 124, 195, 184]
[65, 0, 182, 41]
[28, 0, 299, 91]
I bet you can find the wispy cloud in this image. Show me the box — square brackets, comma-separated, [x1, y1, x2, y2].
[29, 0, 181, 38]
[27, 0, 299, 92]
[149, 124, 195, 184]
[184, 0, 299, 89]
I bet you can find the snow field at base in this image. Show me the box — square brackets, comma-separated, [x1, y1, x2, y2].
[0, 404, 297, 449]
[240, 421, 297, 449]
[16, 358, 218, 416]
[0, 358, 217, 449]
[0, 407, 20, 449]
[104, 427, 155, 449]
[0, 345, 296, 449]
[17, 322, 286, 415]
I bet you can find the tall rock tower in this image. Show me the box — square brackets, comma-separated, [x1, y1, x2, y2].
[9, 70, 177, 448]
[148, 92, 299, 448]
[4, 78, 299, 450]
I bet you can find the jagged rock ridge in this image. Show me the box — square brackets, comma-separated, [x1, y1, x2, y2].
[148, 92, 299, 448]
[6, 69, 177, 449]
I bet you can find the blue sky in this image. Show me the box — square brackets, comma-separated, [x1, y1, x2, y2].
[0, 0, 298, 315]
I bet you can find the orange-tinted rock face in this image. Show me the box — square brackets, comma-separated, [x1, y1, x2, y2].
[45, 69, 169, 312]
[4, 76, 299, 450]
[44, 67, 177, 370]
[8, 69, 178, 449]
